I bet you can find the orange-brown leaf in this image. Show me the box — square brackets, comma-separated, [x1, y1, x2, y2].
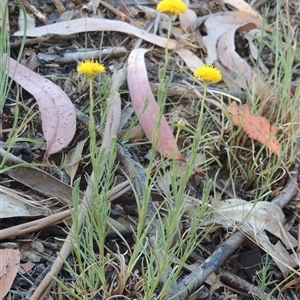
[227, 101, 280, 156]
[0, 248, 20, 299]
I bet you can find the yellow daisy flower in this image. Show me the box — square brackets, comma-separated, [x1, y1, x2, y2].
[194, 65, 222, 84]
[77, 60, 105, 79]
[157, 0, 187, 15]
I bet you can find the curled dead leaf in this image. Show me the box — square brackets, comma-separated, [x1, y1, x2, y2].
[203, 199, 298, 276]
[203, 11, 264, 65]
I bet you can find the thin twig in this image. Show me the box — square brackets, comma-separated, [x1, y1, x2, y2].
[21, 0, 47, 24]
[52, 0, 66, 14]
[0, 209, 71, 240]
[178, 231, 246, 300]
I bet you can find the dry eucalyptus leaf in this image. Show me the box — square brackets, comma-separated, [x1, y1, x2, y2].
[102, 69, 124, 151]
[23, 51, 40, 70]
[18, 261, 35, 274]
[254, 230, 298, 277]
[217, 29, 253, 83]
[5, 166, 77, 205]
[64, 138, 87, 186]
[175, 48, 204, 71]
[214, 61, 243, 91]
[0, 192, 44, 218]
[14, 18, 203, 74]
[6, 57, 76, 159]
[58, 9, 76, 22]
[14, 18, 178, 50]
[119, 106, 135, 132]
[203, 11, 263, 65]
[179, 8, 197, 31]
[203, 199, 298, 276]
[217, 29, 266, 92]
[18, 10, 35, 31]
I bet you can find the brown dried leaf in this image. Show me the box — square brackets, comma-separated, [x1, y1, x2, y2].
[18, 261, 36, 274]
[64, 139, 87, 186]
[227, 101, 280, 156]
[5, 166, 75, 205]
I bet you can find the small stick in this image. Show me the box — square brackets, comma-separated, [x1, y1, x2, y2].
[21, 0, 47, 24]
[0, 209, 71, 240]
[52, 0, 66, 14]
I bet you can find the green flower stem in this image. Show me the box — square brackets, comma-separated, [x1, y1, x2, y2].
[199, 83, 207, 132]
[88, 79, 97, 164]
[163, 17, 173, 71]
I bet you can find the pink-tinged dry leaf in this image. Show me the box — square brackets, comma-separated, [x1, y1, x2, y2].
[127, 48, 184, 161]
[14, 18, 178, 50]
[0, 248, 20, 299]
[227, 101, 280, 156]
[203, 11, 263, 65]
[179, 8, 197, 31]
[7, 57, 76, 158]
[18, 261, 35, 274]
[217, 28, 266, 92]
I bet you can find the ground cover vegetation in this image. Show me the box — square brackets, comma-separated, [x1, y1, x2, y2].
[0, 0, 300, 299]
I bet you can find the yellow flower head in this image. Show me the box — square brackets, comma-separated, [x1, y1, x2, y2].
[194, 65, 222, 84]
[157, 0, 187, 15]
[77, 60, 105, 79]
